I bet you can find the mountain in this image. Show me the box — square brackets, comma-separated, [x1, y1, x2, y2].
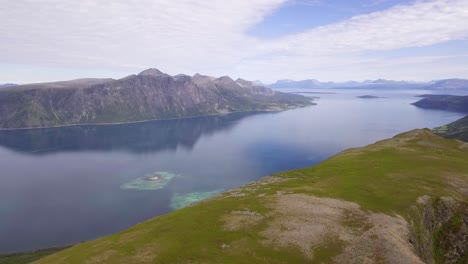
[1, 79, 113, 91]
[412, 95, 468, 113]
[267, 79, 427, 89]
[422, 79, 468, 90]
[33, 129, 468, 263]
[433, 115, 468, 142]
[0, 69, 313, 129]
[0, 83, 17, 88]
[268, 79, 322, 89]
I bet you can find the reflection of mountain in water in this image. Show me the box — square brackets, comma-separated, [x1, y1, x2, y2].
[0, 112, 265, 154]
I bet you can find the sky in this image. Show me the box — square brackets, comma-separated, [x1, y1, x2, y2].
[1, 0, 468, 84]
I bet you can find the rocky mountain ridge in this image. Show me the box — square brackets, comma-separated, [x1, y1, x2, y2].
[0, 68, 313, 129]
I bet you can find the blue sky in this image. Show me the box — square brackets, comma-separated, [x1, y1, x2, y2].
[249, 0, 410, 38]
[1, 0, 468, 83]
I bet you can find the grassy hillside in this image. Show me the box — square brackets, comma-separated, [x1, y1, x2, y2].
[0, 247, 68, 264]
[36, 129, 468, 263]
[434, 115, 468, 142]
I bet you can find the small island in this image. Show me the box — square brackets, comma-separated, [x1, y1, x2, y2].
[357, 95, 384, 99]
[121, 171, 177, 190]
[144, 174, 161, 181]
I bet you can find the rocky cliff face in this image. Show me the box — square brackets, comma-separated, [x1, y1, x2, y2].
[0, 69, 313, 129]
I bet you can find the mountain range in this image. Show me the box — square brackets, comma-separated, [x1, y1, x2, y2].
[0, 83, 17, 89]
[267, 78, 468, 90]
[0, 69, 313, 129]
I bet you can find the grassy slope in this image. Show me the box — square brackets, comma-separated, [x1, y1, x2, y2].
[433, 115, 468, 142]
[0, 247, 68, 264]
[36, 129, 468, 263]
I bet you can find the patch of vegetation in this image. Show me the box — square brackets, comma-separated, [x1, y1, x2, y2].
[312, 235, 347, 263]
[433, 202, 468, 264]
[434, 115, 468, 142]
[0, 247, 69, 264]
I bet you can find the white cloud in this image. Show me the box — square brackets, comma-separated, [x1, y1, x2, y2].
[1, 0, 468, 82]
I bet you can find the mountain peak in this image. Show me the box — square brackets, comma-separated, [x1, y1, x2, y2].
[138, 68, 168, 77]
[236, 78, 254, 88]
[218, 76, 233, 81]
[193, 73, 213, 79]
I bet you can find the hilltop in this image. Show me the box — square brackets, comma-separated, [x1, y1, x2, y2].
[0, 69, 313, 129]
[34, 129, 468, 263]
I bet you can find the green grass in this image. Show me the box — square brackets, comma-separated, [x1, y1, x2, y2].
[434, 115, 468, 142]
[35, 129, 468, 263]
[0, 247, 68, 264]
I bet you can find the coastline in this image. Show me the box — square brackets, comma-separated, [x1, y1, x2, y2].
[0, 104, 314, 131]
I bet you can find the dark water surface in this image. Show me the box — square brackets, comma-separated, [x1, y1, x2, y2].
[0, 89, 465, 253]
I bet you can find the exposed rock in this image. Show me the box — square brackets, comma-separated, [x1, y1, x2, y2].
[409, 196, 468, 264]
[261, 194, 422, 263]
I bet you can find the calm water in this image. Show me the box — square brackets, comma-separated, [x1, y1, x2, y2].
[0, 89, 465, 253]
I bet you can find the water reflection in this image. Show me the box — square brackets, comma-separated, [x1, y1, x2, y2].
[0, 112, 266, 154]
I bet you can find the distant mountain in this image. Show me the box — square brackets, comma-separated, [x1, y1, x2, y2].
[412, 95, 468, 113]
[267, 79, 427, 89]
[0, 68, 313, 129]
[0, 83, 17, 88]
[433, 115, 468, 142]
[422, 79, 468, 90]
[268, 79, 322, 89]
[2, 79, 114, 91]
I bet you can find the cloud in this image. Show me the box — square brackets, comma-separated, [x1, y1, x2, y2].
[1, 0, 468, 82]
[268, 0, 468, 53]
[0, 0, 285, 73]
[287, 0, 322, 6]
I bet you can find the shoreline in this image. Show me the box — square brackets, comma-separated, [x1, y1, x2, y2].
[0, 104, 314, 131]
